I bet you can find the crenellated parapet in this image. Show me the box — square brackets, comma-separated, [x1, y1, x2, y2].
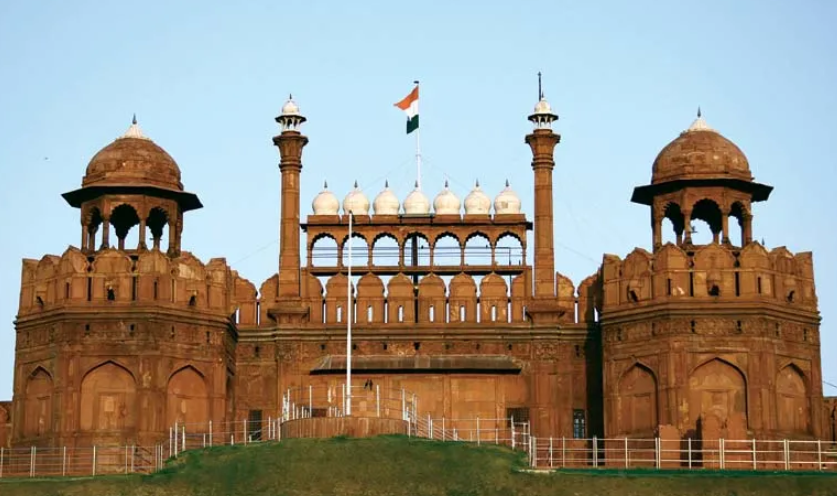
[601, 242, 818, 315]
[17, 247, 256, 322]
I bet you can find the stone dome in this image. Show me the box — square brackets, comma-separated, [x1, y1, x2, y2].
[343, 181, 370, 215]
[373, 180, 400, 215]
[281, 96, 301, 116]
[83, 119, 183, 191]
[651, 113, 752, 185]
[493, 180, 521, 214]
[533, 98, 553, 115]
[464, 180, 491, 215]
[403, 182, 431, 215]
[312, 181, 340, 215]
[433, 180, 461, 215]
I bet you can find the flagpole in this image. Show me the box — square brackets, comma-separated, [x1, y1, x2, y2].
[346, 210, 353, 416]
[414, 80, 421, 189]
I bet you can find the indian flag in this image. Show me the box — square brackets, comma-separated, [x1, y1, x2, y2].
[394, 85, 419, 134]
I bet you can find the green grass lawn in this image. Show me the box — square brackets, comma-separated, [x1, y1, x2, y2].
[1, 435, 836, 496]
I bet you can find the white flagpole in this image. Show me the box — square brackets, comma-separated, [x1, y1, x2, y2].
[414, 81, 421, 189]
[346, 210, 353, 416]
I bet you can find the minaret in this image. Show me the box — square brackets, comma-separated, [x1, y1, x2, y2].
[525, 79, 560, 298]
[272, 95, 308, 300]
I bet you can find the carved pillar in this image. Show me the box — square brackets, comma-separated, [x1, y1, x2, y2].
[652, 210, 663, 250]
[167, 218, 176, 255]
[100, 216, 111, 249]
[138, 217, 148, 250]
[118, 234, 125, 251]
[682, 210, 692, 245]
[742, 213, 753, 245]
[81, 223, 88, 251]
[721, 209, 730, 244]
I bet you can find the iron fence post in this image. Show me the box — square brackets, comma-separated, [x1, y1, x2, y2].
[688, 438, 692, 469]
[476, 417, 480, 446]
[30, 446, 35, 478]
[818, 439, 823, 470]
[92, 446, 97, 476]
[562, 437, 566, 468]
[593, 436, 598, 468]
[549, 437, 553, 468]
[625, 437, 629, 468]
[209, 420, 213, 447]
[752, 438, 757, 470]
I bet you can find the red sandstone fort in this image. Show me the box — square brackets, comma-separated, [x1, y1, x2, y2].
[1, 90, 835, 455]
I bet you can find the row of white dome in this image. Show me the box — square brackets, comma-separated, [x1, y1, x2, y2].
[312, 180, 522, 216]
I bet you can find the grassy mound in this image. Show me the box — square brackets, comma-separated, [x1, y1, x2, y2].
[1, 435, 835, 496]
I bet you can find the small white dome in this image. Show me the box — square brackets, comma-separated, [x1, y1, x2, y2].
[312, 181, 340, 215]
[373, 180, 400, 215]
[493, 179, 521, 215]
[403, 182, 431, 215]
[464, 180, 491, 215]
[281, 95, 301, 116]
[343, 181, 370, 215]
[533, 98, 552, 115]
[433, 180, 461, 215]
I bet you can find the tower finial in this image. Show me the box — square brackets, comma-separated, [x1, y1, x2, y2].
[697, 106, 702, 118]
[385, 179, 389, 188]
[505, 179, 510, 187]
[444, 179, 449, 188]
[324, 180, 328, 189]
[132, 113, 137, 125]
[289, 93, 293, 100]
[475, 178, 480, 188]
[537, 71, 543, 100]
[354, 180, 358, 189]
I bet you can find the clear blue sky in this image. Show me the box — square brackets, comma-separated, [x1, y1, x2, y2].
[1, 0, 835, 399]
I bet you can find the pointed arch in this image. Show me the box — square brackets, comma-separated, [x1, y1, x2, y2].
[80, 361, 137, 432]
[617, 362, 658, 435]
[776, 363, 810, 434]
[167, 365, 209, 427]
[688, 358, 747, 429]
[23, 366, 53, 437]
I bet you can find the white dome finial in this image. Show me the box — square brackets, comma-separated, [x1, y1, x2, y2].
[404, 181, 430, 215]
[343, 181, 370, 215]
[277, 94, 306, 132]
[494, 179, 521, 215]
[119, 114, 150, 141]
[686, 106, 716, 133]
[373, 179, 400, 215]
[312, 180, 339, 215]
[433, 180, 461, 215]
[464, 180, 491, 215]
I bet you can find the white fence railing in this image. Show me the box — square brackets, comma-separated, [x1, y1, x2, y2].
[0, 445, 164, 478]
[528, 436, 837, 471]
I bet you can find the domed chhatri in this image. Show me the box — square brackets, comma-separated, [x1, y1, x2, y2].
[403, 181, 431, 215]
[464, 179, 491, 215]
[494, 179, 521, 214]
[433, 180, 461, 215]
[343, 181, 370, 215]
[82, 117, 183, 192]
[312, 181, 340, 215]
[651, 109, 752, 185]
[373, 180, 400, 215]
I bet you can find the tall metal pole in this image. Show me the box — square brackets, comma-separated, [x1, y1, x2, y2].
[346, 210, 353, 416]
[414, 80, 421, 189]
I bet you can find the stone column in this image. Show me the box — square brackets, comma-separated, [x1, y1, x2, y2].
[138, 217, 148, 250]
[525, 129, 561, 297]
[742, 213, 753, 245]
[273, 129, 308, 299]
[652, 210, 663, 250]
[100, 216, 111, 249]
[682, 210, 692, 245]
[721, 210, 730, 244]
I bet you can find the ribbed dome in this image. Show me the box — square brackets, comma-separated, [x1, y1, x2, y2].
[83, 119, 183, 191]
[464, 180, 491, 215]
[533, 98, 553, 115]
[281, 96, 301, 116]
[312, 181, 340, 215]
[373, 180, 400, 215]
[652, 112, 752, 185]
[433, 180, 461, 215]
[403, 182, 430, 215]
[343, 181, 370, 215]
[493, 180, 521, 214]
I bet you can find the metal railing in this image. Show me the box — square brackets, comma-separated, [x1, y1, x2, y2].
[0, 444, 164, 478]
[528, 436, 837, 471]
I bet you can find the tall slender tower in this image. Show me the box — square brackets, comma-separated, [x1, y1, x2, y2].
[526, 85, 560, 299]
[271, 96, 308, 322]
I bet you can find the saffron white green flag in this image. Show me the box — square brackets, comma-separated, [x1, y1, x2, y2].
[394, 85, 419, 134]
